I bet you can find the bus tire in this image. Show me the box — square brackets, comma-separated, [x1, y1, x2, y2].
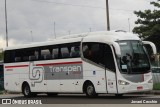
[22, 83, 32, 98]
[85, 83, 98, 97]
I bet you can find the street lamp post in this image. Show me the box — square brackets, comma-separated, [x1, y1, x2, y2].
[54, 22, 56, 39]
[128, 18, 131, 32]
[5, 0, 8, 47]
[106, 0, 110, 31]
[30, 31, 33, 42]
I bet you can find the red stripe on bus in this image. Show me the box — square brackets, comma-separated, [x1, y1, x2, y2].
[5, 65, 29, 68]
[4, 61, 82, 68]
[36, 61, 82, 66]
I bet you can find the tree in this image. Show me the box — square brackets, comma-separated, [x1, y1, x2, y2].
[0, 53, 3, 61]
[0, 48, 3, 61]
[133, 0, 160, 39]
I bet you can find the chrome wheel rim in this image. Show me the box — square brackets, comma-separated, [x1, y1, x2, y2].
[24, 86, 30, 95]
[87, 85, 94, 95]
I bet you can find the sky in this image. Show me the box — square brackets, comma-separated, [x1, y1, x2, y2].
[0, 0, 158, 48]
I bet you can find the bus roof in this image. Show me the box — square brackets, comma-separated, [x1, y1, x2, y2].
[5, 31, 140, 51]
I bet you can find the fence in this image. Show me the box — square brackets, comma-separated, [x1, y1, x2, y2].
[151, 55, 160, 83]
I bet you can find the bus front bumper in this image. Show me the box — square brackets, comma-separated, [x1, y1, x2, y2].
[118, 83, 153, 94]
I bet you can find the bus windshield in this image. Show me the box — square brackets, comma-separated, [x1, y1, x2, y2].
[117, 40, 150, 74]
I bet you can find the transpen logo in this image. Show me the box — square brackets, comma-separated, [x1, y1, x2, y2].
[29, 63, 44, 87]
[49, 65, 82, 73]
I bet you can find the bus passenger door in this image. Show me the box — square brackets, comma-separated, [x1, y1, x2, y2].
[106, 71, 117, 93]
[29, 62, 47, 92]
[104, 45, 117, 93]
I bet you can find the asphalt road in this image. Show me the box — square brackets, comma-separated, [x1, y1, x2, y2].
[0, 93, 160, 104]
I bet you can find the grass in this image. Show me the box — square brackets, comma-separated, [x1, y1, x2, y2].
[0, 90, 3, 94]
[0, 87, 4, 94]
[153, 83, 160, 90]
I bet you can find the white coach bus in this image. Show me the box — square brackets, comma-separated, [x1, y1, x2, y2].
[4, 31, 157, 97]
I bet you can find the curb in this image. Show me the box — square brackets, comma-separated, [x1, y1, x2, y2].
[150, 90, 160, 95]
[1, 90, 160, 95]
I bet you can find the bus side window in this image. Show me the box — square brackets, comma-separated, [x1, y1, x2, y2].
[103, 45, 116, 72]
[70, 46, 80, 58]
[83, 43, 100, 63]
[82, 45, 89, 58]
[15, 57, 21, 62]
[41, 49, 51, 60]
[5, 50, 15, 63]
[22, 49, 32, 61]
[28, 49, 39, 61]
[34, 51, 39, 60]
[52, 48, 59, 59]
[83, 42, 116, 71]
[23, 56, 29, 61]
[29, 56, 37, 61]
[61, 47, 70, 58]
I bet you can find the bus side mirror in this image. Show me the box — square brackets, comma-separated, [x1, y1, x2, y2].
[112, 42, 121, 56]
[142, 41, 157, 55]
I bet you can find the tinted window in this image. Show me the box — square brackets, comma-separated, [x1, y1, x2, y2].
[61, 47, 70, 58]
[52, 48, 59, 59]
[60, 42, 80, 59]
[83, 42, 115, 71]
[4, 42, 81, 63]
[41, 49, 51, 60]
[70, 46, 80, 58]
[4, 50, 15, 63]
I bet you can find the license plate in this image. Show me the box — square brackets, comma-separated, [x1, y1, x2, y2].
[137, 86, 143, 90]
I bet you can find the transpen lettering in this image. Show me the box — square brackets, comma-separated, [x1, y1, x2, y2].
[49, 65, 82, 72]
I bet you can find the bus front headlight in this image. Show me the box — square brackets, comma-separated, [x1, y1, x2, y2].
[118, 80, 130, 85]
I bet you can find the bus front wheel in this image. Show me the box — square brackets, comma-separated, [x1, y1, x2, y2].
[22, 83, 32, 98]
[85, 83, 98, 97]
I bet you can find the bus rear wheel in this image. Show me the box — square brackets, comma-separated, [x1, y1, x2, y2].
[22, 83, 32, 98]
[85, 83, 98, 97]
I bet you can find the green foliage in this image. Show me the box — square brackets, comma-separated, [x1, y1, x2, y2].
[153, 83, 160, 90]
[0, 91, 3, 94]
[0, 87, 4, 92]
[133, 0, 160, 38]
[0, 52, 4, 61]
